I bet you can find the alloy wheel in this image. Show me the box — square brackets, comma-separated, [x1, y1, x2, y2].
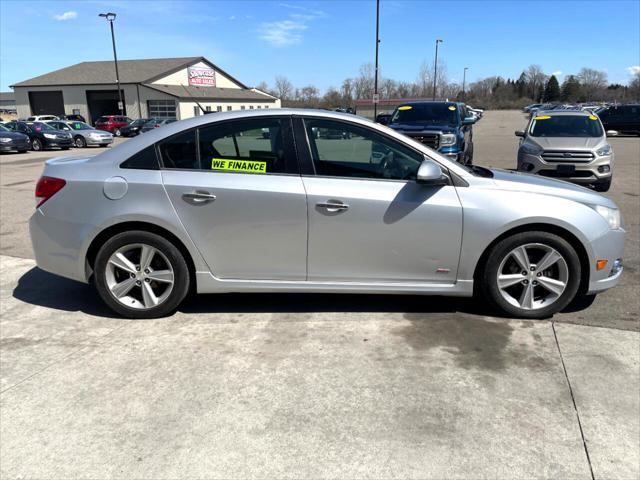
[105, 243, 175, 310]
[496, 243, 569, 310]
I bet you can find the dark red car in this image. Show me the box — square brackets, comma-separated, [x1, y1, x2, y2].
[95, 115, 132, 136]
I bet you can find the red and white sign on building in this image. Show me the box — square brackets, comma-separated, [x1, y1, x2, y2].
[188, 66, 216, 87]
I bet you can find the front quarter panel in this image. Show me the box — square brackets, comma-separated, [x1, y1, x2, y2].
[456, 184, 614, 284]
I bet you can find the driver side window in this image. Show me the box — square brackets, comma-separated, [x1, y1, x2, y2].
[303, 118, 423, 181]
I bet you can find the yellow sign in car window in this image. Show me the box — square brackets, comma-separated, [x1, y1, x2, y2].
[535, 115, 551, 120]
[398, 105, 412, 111]
[211, 158, 267, 173]
[448, 105, 456, 110]
[589, 115, 598, 120]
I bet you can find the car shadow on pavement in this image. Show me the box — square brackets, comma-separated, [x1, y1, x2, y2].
[13, 266, 597, 319]
[12, 267, 118, 318]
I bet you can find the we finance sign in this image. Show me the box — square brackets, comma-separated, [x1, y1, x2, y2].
[188, 66, 216, 86]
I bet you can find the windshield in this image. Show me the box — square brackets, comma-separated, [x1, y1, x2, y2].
[30, 122, 55, 131]
[390, 104, 459, 126]
[130, 119, 146, 126]
[69, 122, 92, 130]
[0, 124, 9, 132]
[530, 115, 603, 137]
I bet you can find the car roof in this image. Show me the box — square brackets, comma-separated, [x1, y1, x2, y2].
[534, 110, 595, 116]
[86, 108, 471, 177]
[394, 101, 458, 107]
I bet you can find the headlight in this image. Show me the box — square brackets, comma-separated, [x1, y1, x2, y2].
[0, 138, 12, 143]
[592, 205, 621, 230]
[520, 142, 543, 155]
[440, 133, 456, 146]
[43, 133, 56, 139]
[596, 144, 612, 156]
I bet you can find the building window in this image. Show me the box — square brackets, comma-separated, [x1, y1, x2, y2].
[257, 106, 261, 109]
[206, 106, 211, 112]
[241, 106, 245, 110]
[148, 99, 177, 119]
[227, 106, 232, 111]
[249, 105, 254, 110]
[217, 106, 222, 112]
[194, 106, 200, 116]
[265, 106, 269, 109]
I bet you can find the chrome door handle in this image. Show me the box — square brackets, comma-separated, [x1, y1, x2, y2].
[182, 191, 216, 205]
[316, 201, 349, 212]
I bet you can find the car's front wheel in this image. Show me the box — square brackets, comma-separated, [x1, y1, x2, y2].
[94, 231, 190, 319]
[480, 232, 581, 319]
[74, 136, 86, 148]
[593, 178, 612, 192]
[114, 128, 122, 137]
[31, 138, 43, 151]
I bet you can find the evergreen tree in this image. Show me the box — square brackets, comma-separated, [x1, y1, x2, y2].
[560, 75, 581, 102]
[543, 75, 561, 102]
[515, 72, 528, 98]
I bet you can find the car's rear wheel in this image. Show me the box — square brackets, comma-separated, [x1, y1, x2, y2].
[480, 232, 581, 319]
[94, 231, 190, 319]
[74, 136, 86, 148]
[31, 138, 42, 151]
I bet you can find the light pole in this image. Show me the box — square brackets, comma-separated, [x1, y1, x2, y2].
[432, 39, 442, 100]
[99, 12, 124, 116]
[462, 67, 469, 100]
[373, 0, 380, 120]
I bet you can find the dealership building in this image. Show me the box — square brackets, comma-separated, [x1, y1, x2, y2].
[11, 56, 280, 123]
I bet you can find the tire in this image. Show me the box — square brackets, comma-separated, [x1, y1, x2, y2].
[479, 231, 581, 319]
[100, 144, 109, 148]
[74, 136, 86, 148]
[593, 178, 612, 192]
[114, 128, 122, 137]
[61, 147, 70, 150]
[94, 231, 190, 319]
[31, 138, 42, 151]
[18, 150, 27, 153]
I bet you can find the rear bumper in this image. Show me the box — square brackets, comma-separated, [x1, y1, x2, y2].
[587, 227, 626, 294]
[29, 209, 91, 283]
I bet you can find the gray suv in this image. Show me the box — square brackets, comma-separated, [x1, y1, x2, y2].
[516, 110, 614, 191]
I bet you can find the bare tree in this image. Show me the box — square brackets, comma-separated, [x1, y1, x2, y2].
[275, 76, 294, 100]
[525, 65, 547, 101]
[416, 60, 447, 97]
[380, 78, 397, 99]
[354, 63, 375, 99]
[577, 67, 608, 100]
[341, 78, 354, 104]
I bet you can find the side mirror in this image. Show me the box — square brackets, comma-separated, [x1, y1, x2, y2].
[376, 114, 389, 125]
[416, 159, 447, 185]
[515, 130, 525, 137]
[462, 117, 475, 125]
[606, 130, 619, 137]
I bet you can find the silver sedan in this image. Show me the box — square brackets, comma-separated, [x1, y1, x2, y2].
[30, 109, 625, 319]
[46, 120, 113, 148]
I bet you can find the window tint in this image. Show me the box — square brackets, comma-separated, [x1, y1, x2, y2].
[158, 130, 197, 169]
[198, 118, 291, 174]
[304, 119, 423, 181]
[121, 145, 160, 170]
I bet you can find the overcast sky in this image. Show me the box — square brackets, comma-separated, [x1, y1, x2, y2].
[1, 0, 639, 92]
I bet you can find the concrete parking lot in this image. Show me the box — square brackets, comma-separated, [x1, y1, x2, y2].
[1, 111, 638, 479]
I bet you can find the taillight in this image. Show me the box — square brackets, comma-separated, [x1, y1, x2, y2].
[35, 176, 66, 208]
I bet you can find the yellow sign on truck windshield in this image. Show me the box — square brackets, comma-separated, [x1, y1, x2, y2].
[398, 105, 412, 111]
[534, 115, 551, 120]
[211, 158, 267, 173]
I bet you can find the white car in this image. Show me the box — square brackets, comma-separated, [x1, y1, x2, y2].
[27, 115, 60, 122]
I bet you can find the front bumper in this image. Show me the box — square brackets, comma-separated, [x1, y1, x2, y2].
[587, 227, 625, 294]
[0, 141, 30, 151]
[518, 152, 613, 184]
[85, 136, 113, 146]
[44, 138, 73, 149]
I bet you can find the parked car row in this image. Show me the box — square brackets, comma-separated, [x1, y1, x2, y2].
[0, 120, 112, 152]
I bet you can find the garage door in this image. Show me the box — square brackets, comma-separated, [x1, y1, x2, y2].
[29, 91, 65, 116]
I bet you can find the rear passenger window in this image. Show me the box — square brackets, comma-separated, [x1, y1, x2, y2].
[197, 118, 293, 174]
[158, 130, 197, 169]
[121, 146, 159, 170]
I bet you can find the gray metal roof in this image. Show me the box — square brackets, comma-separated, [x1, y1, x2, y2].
[0, 92, 15, 102]
[144, 84, 277, 102]
[10, 57, 249, 89]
